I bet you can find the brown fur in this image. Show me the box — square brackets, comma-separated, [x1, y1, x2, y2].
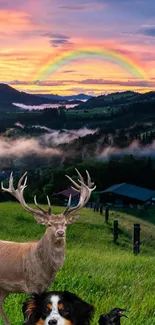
[25, 301, 37, 319]
[64, 321, 74, 325]
[58, 303, 64, 310]
[47, 304, 52, 310]
[35, 318, 45, 325]
[0, 228, 65, 294]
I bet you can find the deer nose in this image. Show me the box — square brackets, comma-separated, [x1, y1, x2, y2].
[48, 320, 58, 325]
[56, 230, 65, 237]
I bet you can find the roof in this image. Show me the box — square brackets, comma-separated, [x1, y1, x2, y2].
[54, 187, 79, 198]
[102, 183, 155, 202]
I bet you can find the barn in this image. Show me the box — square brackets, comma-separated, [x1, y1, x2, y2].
[53, 187, 80, 206]
[100, 183, 155, 207]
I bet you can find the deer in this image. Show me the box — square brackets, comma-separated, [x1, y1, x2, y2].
[0, 168, 96, 325]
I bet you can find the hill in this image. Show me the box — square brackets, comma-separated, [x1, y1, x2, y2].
[0, 202, 155, 325]
[0, 84, 61, 110]
[76, 90, 155, 110]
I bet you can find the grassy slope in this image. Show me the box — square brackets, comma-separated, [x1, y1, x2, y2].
[0, 203, 155, 324]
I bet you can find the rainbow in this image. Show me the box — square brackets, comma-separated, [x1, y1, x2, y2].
[34, 48, 148, 82]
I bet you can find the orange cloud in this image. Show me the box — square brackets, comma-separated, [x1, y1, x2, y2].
[0, 10, 35, 32]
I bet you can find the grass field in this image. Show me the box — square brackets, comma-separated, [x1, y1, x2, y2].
[66, 106, 113, 120]
[0, 202, 155, 324]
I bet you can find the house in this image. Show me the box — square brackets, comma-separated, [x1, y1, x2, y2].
[53, 187, 80, 206]
[100, 183, 155, 207]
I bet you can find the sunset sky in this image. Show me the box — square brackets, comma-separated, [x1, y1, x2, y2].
[0, 0, 155, 95]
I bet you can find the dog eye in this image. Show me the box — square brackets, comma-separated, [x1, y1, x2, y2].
[43, 307, 51, 315]
[59, 308, 69, 315]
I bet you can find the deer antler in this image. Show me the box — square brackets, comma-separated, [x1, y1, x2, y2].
[63, 169, 96, 216]
[1, 172, 51, 217]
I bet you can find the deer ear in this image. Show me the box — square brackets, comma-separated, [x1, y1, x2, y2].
[33, 214, 48, 226]
[66, 214, 80, 224]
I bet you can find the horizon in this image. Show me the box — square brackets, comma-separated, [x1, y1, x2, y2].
[0, 0, 155, 95]
[2, 82, 147, 97]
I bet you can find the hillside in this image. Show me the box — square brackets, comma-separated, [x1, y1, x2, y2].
[76, 90, 155, 110]
[1, 87, 155, 171]
[0, 84, 61, 110]
[65, 90, 155, 130]
[1, 202, 155, 324]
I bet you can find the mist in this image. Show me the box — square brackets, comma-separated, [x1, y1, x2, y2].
[0, 137, 62, 158]
[42, 127, 98, 145]
[1, 133, 155, 170]
[14, 124, 98, 145]
[97, 140, 155, 161]
[0, 127, 97, 161]
[13, 102, 79, 110]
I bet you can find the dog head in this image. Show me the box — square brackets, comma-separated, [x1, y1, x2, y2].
[22, 291, 94, 325]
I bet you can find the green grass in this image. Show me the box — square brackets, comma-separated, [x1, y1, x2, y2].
[0, 202, 155, 324]
[66, 106, 112, 118]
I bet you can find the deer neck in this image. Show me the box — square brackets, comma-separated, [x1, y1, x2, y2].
[36, 227, 66, 271]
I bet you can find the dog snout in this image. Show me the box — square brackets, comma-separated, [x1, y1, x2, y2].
[48, 320, 58, 325]
[56, 230, 65, 237]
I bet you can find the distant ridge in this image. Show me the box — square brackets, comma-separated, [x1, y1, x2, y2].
[37, 93, 92, 101]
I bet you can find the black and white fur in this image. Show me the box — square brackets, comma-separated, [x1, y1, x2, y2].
[22, 290, 94, 325]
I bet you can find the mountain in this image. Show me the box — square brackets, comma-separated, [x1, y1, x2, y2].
[0, 84, 61, 110]
[37, 93, 92, 101]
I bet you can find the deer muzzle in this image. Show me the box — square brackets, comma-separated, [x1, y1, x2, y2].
[56, 230, 65, 237]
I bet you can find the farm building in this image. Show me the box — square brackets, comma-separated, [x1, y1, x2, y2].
[53, 187, 80, 206]
[100, 183, 155, 207]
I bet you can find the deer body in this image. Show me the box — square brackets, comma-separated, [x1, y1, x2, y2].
[0, 169, 95, 325]
[23, 228, 66, 294]
[0, 240, 37, 293]
[0, 233, 65, 294]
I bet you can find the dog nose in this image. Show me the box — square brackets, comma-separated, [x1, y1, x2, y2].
[56, 230, 64, 237]
[48, 320, 58, 325]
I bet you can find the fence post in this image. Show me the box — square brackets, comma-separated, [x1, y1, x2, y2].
[133, 223, 141, 255]
[100, 203, 103, 215]
[113, 220, 118, 243]
[105, 207, 109, 222]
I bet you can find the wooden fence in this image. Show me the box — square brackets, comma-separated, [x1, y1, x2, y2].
[86, 202, 141, 254]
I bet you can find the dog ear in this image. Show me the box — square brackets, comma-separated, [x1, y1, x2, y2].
[22, 293, 42, 325]
[63, 291, 94, 325]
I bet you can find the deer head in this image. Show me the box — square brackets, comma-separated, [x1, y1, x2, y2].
[1, 169, 96, 239]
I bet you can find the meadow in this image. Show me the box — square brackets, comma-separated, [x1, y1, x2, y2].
[66, 107, 111, 118]
[0, 202, 155, 324]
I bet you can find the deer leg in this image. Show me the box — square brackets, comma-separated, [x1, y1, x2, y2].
[0, 293, 11, 325]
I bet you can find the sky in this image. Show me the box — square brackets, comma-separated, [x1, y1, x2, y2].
[0, 0, 155, 95]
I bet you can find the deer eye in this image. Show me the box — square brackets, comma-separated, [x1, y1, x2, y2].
[48, 222, 52, 227]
